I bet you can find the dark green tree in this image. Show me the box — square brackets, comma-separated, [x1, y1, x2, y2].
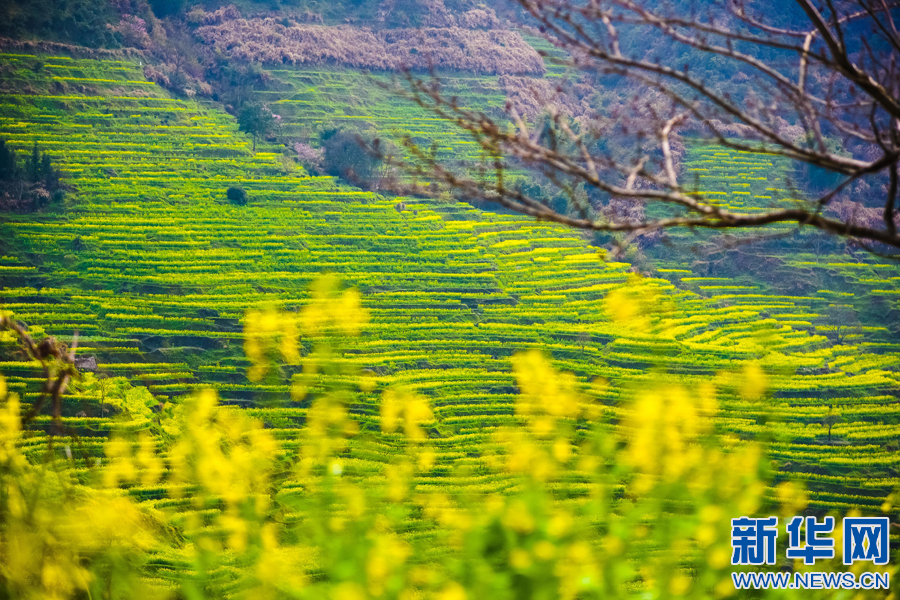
[149, 0, 185, 18]
[0, 139, 18, 180]
[238, 103, 277, 153]
[27, 142, 40, 182]
[207, 61, 268, 107]
[21, 143, 58, 188]
[40, 154, 53, 185]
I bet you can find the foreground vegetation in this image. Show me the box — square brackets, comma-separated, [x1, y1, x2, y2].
[0, 52, 898, 597]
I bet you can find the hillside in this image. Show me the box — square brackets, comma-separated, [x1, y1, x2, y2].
[0, 0, 898, 593]
[1, 50, 899, 527]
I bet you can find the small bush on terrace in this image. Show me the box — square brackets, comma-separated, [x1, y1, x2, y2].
[227, 186, 248, 205]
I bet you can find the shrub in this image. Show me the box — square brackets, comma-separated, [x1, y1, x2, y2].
[227, 186, 248, 205]
[294, 141, 324, 172]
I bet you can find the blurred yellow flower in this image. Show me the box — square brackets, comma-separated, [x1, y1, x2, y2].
[380, 388, 434, 442]
[740, 362, 767, 399]
[437, 582, 467, 600]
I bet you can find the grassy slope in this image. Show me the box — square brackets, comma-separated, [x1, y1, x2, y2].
[256, 60, 899, 349]
[0, 52, 898, 559]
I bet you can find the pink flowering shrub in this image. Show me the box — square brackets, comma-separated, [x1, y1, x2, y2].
[194, 20, 545, 75]
[109, 15, 152, 49]
[142, 62, 212, 98]
[294, 142, 324, 169]
[143, 63, 170, 87]
[828, 196, 900, 231]
[199, 4, 242, 25]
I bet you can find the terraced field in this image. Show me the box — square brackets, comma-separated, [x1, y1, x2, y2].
[652, 144, 900, 349]
[256, 67, 508, 171]
[0, 51, 899, 576]
[253, 36, 571, 175]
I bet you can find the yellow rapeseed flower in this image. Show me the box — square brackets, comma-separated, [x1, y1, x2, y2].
[503, 500, 535, 534]
[740, 362, 767, 399]
[437, 582, 467, 600]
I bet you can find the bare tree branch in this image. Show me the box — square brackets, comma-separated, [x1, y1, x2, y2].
[0, 315, 79, 434]
[369, 0, 900, 251]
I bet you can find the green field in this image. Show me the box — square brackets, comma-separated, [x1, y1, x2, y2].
[0, 52, 898, 594]
[251, 36, 570, 176]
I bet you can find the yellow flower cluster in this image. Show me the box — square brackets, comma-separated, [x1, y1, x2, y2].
[490, 350, 587, 482]
[299, 273, 367, 338]
[103, 433, 164, 488]
[602, 274, 673, 334]
[512, 349, 581, 423]
[244, 306, 301, 382]
[365, 532, 411, 596]
[380, 388, 434, 442]
[0, 376, 160, 600]
[300, 393, 359, 468]
[622, 383, 717, 492]
[168, 389, 278, 552]
[0, 377, 25, 471]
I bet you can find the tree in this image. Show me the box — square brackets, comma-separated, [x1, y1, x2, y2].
[0, 139, 18, 180]
[822, 405, 842, 443]
[237, 102, 277, 153]
[379, 0, 900, 251]
[149, 0, 186, 18]
[156, 23, 204, 86]
[322, 129, 383, 185]
[40, 154, 55, 188]
[23, 142, 57, 187]
[817, 303, 861, 344]
[209, 61, 269, 108]
[26, 142, 41, 182]
[0, 140, 61, 211]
